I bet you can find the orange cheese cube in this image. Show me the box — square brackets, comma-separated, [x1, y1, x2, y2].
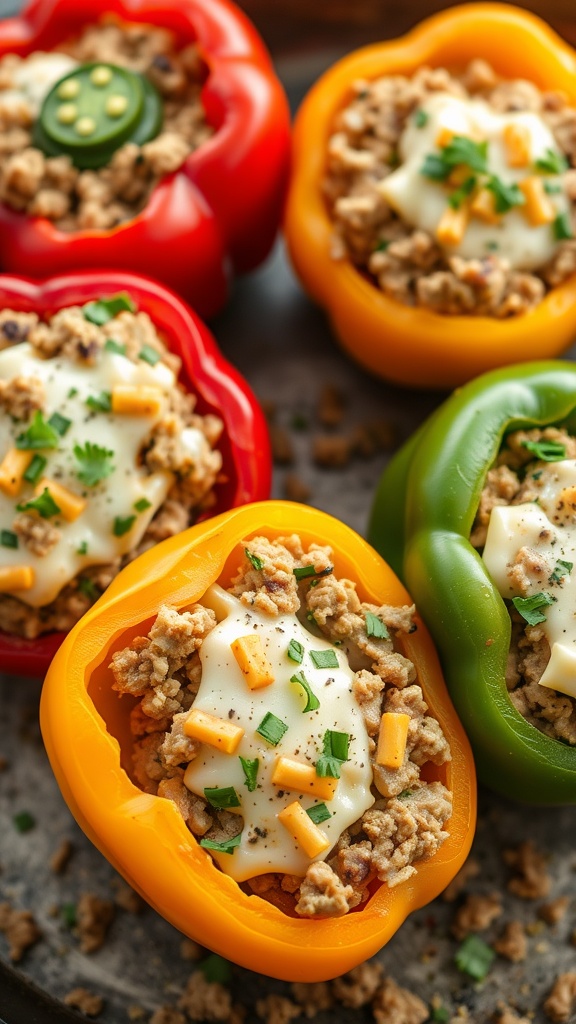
[231, 634, 275, 690]
[35, 478, 86, 522]
[503, 123, 531, 168]
[111, 386, 163, 417]
[436, 204, 469, 246]
[0, 448, 33, 497]
[435, 127, 455, 149]
[272, 756, 338, 801]
[183, 708, 244, 754]
[278, 800, 331, 859]
[0, 565, 34, 591]
[377, 712, 411, 769]
[470, 187, 502, 225]
[519, 176, 556, 226]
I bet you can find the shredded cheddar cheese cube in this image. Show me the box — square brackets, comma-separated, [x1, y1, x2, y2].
[111, 385, 163, 417]
[436, 204, 469, 246]
[231, 634, 275, 690]
[519, 176, 556, 226]
[0, 565, 34, 591]
[35, 478, 86, 522]
[0, 448, 33, 497]
[503, 123, 531, 168]
[435, 126, 455, 149]
[184, 708, 244, 754]
[377, 712, 411, 769]
[272, 756, 338, 801]
[277, 800, 330, 859]
[470, 187, 502, 225]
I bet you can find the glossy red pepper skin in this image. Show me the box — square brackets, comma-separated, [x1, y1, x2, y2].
[0, 0, 291, 318]
[0, 270, 271, 678]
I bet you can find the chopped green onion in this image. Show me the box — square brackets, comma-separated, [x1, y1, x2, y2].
[13, 811, 35, 833]
[293, 564, 333, 581]
[535, 148, 568, 175]
[203, 786, 241, 809]
[77, 540, 88, 555]
[1, 529, 18, 549]
[512, 592, 555, 626]
[239, 756, 259, 792]
[74, 441, 115, 487]
[134, 497, 152, 513]
[82, 292, 136, 326]
[138, 344, 161, 366]
[113, 514, 136, 537]
[287, 639, 304, 664]
[315, 729, 350, 778]
[23, 453, 47, 485]
[521, 439, 566, 462]
[486, 175, 525, 214]
[60, 902, 77, 928]
[306, 803, 331, 824]
[549, 559, 573, 583]
[554, 211, 573, 240]
[256, 712, 288, 746]
[245, 548, 264, 571]
[47, 412, 71, 436]
[420, 153, 451, 181]
[421, 135, 489, 181]
[199, 832, 242, 855]
[86, 391, 112, 413]
[104, 338, 127, 355]
[67, 387, 78, 399]
[310, 649, 338, 669]
[15, 411, 60, 450]
[413, 108, 429, 128]
[17, 487, 60, 519]
[290, 671, 320, 713]
[485, 240, 499, 251]
[365, 611, 390, 640]
[455, 934, 495, 981]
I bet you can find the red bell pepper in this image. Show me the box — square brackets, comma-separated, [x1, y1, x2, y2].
[0, 0, 291, 318]
[0, 270, 271, 678]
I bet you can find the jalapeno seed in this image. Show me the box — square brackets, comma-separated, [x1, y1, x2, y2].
[57, 103, 77, 124]
[105, 95, 129, 118]
[75, 116, 96, 136]
[90, 66, 113, 87]
[57, 79, 80, 100]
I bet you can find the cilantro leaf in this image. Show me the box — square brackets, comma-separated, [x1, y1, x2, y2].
[365, 611, 390, 640]
[448, 175, 476, 209]
[203, 786, 241, 809]
[82, 292, 136, 325]
[15, 411, 60, 451]
[17, 487, 60, 519]
[455, 935, 495, 981]
[549, 559, 573, 584]
[554, 212, 573, 240]
[86, 391, 112, 413]
[512, 592, 554, 626]
[74, 442, 115, 487]
[113, 514, 136, 537]
[413, 108, 429, 128]
[535, 148, 568, 175]
[486, 175, 525, 213]
[315, 729, 350, 778]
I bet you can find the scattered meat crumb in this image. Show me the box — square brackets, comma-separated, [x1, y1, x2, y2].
[543, 972, 576, 1022]
[291, 981, 332, 1016]
[494, 920, 528, 962]
[269, 423, 295, 465]
[50, 838, 73, 874]
[63, 987, 104, 1017]
[441, 857, 481, 902]
[283, 472, 311, 503]
[503, 841, 552, 899]
[451, 892, 502, 939]
[150, 1010, 186, 1024]
[492, 1006, 531, 1024]
[0, 901, 41, 961]
[313, 434, 353, 467]
[177, 970, 232, 1021]
[256, 994, 302, 1024]
[331, 961, 384, 1007]
[113, 880, 143, 913]
[538, 896, 571, 925]
[317, 384, 346, 428]
[76, 893, 115, 953]
[371, 976, 428, 1024]
[180, 937, 204, 960]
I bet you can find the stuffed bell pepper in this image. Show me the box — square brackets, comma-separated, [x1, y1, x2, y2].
[0, 0, 290, 317]
[285, 3, 576, 388]
[40, 501, 476, 981]
[0, 271, 270, 678]
[369, 361, 576, 804]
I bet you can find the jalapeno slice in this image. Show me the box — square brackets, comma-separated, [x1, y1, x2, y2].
[33, 63, 163, 170]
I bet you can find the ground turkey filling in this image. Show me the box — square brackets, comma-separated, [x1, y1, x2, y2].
[0, 20, 212, 230]
[324, 60, 576, 317]
[0, 304, 223, 638]
[110, 535, 453, 919]
[471, 426, 576, 744]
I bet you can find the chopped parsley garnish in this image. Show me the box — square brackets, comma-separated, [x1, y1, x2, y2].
[315, 729, 350, 778]
[293, 564, 333, 581]
[290, 671, 320, 712]
[82, 292, 136, 325]
[203, 786, 241, 809]
[134, 497, 152, 513]
[1, 529, 18, 549]
[413, 108, 429, 128]
[113, 514, 136, 537]
[77, 540, 88, 555]
[15, 411, 60, 450]
[455, 934, 495, 981]
[23, 453, 47, 485]
[429, 1005, 450, 1023]
[306, 803, 331, 825]
[256, 712, 288, 746]
[398, 789, 414, 798]
[199, 833, 242, 855]
[199, 954, 232, 985]
[245, 548, 264, 571]
[78, 577, 98, 601]
[86, 391, 112, 413]
[448, 175, 476, 210]
[104, 338, 127, 355]
[13, 811, 35, 833]
[486, 175, 525, 214]
[535, 148, 568, 175]
[239, 756, 259, 792]
[549, 559, 573, 584]
[365, 611, 390, 640]
[74, 442, 115, 487]
[512, 592, 555, 626]
[61, 902, 77, 928]
[544, 181, 563, 195]
[310, 649, 339, 669]
[421, 135, 489, 181]
[138, 344, 161, 366]
[554, 211, 573, 240]
[287, 639, 304, 664]
[485, 240, 499, 251]
[47, 412, 71, 437]
[17, 487, 60, 519]
[67, 387, 78, 399]
[521, 439, 566, 462]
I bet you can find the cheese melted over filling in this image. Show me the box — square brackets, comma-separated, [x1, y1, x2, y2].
[379, 92, 569, 270]
[483, 459, 576, 700]
[0, 343, 207, 607]
[1, 52, 79, 116]
[183, 585, 374, 881]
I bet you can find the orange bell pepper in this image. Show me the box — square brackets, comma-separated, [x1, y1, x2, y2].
[40, 501, 476, 982]
[284, 3, 576, 390]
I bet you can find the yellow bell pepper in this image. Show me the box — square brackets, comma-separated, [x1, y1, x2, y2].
[284, 3, 576, 389]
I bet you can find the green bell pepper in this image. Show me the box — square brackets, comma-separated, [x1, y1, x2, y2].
[368, 361, 576, 805]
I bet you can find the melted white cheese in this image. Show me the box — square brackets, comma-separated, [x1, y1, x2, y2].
[379, 92, 569, 270]
[483, 460, 576, 698]
[1, 53, 78, 116]
[183, 585, 374, 881]
[0, 342, 208, 607]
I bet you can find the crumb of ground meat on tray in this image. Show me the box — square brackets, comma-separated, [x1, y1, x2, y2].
[0, 21, 213, 231]
[0, 298, 223, 638]
[470, 426, 576, 743]
[324, 61, 576, 317]
[110, 535, 452, 919]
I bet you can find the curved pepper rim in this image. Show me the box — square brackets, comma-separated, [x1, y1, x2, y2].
[285, 2, 576, 389]
[0, 270, 271, 678]
[40, 500, 476, 982]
